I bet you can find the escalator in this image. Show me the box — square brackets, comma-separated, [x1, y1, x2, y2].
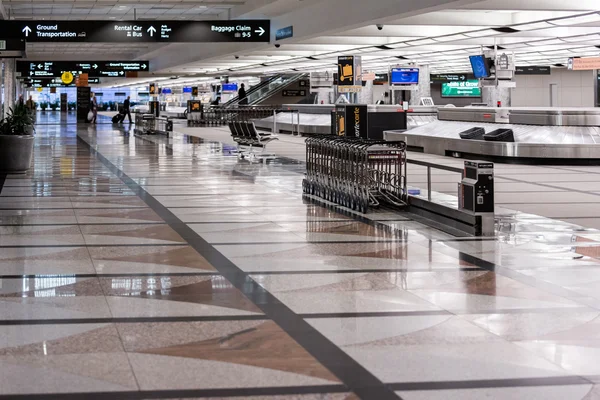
[221, 75, 281, 108]
[224, 73, 308, 108]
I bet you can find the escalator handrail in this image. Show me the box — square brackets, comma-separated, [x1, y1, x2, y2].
[247, 73, 307, 106]
[222, 75, 283, 108]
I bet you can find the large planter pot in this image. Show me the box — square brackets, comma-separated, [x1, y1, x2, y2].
[0, 135, 34, 173]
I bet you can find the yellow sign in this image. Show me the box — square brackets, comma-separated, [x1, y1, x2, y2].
[61, 71, 74, 85]
[36, 87, 43, 92]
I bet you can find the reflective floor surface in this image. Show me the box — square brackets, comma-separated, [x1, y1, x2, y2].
[1, 118, 600, 399]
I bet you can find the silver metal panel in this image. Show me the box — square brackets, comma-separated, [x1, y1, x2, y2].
[385, 120, 600, 160]
[438, 108, 497, 123]
[253, 112, 437, 134]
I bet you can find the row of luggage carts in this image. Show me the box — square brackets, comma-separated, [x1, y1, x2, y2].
[303, 136, 408, 213]
[134, 114, 173, 137]
[460, 127, 515, 142]
[187, 107, 280, 127]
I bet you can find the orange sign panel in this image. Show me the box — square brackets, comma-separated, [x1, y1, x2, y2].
[568, 57, 600, 70]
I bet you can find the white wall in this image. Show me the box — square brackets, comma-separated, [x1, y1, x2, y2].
[512, 69, 595, 107]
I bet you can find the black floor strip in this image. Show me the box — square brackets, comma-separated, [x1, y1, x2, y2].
[0, 315, 268, 326]
[77, 134, 402, 400]
[389, 375, 591, 391]
[0, 384, 349, 400]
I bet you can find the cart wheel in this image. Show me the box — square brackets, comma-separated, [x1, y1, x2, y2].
[360, 201, 368, 214]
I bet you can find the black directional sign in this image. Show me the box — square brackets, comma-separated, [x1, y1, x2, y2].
[430, 74, 468, 82]
[20, 77, 101, 86]
[17, 61, 149, 78]
[0, 20, 270, 43]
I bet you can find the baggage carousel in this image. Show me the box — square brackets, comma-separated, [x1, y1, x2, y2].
[385, 106, 600, 164]
[253, 104, 437, 134]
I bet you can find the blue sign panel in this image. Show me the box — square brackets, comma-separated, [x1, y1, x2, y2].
[276, 25, 293, 41]
[222, 83, 238, 92]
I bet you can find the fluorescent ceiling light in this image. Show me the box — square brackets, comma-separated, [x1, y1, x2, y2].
[527, 38, 565, 46]
[561, 34, 600, 42]
[550, 13, 600, 26]
[514, 21, 553, 31]
[433, 34, 469, 42]
[463, 29, 498, 38]
[386, 42, 410, 49]
[405, 38, 437, 46]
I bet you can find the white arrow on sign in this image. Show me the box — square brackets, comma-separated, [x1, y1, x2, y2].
[37, 64, 43, 69]
[93, 64, 98, 69]
[22, 26, 32, 37]
[119, 71, 124, 76]
[30, 71, 34, 76]
[141, 64, 147, 70]
[255, 27, 265, 36]
[147, 26, 156, 37]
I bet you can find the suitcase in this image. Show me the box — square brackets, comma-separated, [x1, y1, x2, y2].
[484, 128, 515, 142]
[459, 127, 485, 140]
[112, 113, 125, 124]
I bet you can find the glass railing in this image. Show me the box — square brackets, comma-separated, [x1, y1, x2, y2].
[247, 74, 306, 105]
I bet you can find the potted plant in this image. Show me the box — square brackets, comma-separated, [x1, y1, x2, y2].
[39, 101, 48, 112]
[68, 102, 76, 111]
[50, 101, 59, 111]
[0, 103, 35, 173]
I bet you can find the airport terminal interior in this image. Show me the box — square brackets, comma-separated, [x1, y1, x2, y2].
[3, 0, 600, 399]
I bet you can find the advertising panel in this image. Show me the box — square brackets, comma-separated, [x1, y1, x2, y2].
[441, 80, 481, 97]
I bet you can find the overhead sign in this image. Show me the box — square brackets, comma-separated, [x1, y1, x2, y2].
[61, 71, 74, 85]
[17, 61, 149, 78]
[337, 55, 362, 87]
[515, 66, 551, 75]
[362, 72, 376, 81]
[0, 20, 270, 43]
[441, 80, 481, 97]
[21, 77, 100, 85]
[275, 26, 293, 41]
[568, 57, 600, 71]
[282, 89, 307, 97]
[430, 74, 467, 82]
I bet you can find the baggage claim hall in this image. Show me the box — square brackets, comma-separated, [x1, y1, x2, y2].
[2, 1, 600, 399]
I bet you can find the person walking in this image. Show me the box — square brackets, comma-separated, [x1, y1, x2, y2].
[238, 83, 248, 105]
[25, 96, 35, 112]
[123, 96, 132, 123]
[91, 95, 98, 124]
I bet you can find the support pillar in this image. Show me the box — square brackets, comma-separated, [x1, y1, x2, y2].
[2, 59, 16, 118]
[409, 64, 431, 106]
[359, 80, 374, 104]
[481, 86, 511, 107]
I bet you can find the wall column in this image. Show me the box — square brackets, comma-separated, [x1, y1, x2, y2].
[2, 59, 16, 118]
[409, 64, 431, 106]
[359, 80, 374, 104]
[481, 86, 512, 107]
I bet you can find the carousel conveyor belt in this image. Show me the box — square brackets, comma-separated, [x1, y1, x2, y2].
[384, 120, 600, 164]
[252, 112, 437, 134]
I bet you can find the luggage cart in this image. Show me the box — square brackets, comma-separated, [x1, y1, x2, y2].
[134, 114, 173, 137]
[303, 136, 407, 213]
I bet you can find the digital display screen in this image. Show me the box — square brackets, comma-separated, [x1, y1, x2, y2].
[183, 87, 193, 93]
[469, 55, 490, 78]
[390, 68, 419, 85]
[162, 88, 172, 94]
[222, 83, 238, 92]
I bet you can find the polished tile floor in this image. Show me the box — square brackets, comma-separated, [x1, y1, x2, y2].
[2, 117, 600, 399]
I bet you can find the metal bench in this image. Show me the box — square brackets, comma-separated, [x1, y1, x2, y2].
[228, 121, 278, 159]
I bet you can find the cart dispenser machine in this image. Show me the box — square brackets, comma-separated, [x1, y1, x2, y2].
[460, 161, 495, 235]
